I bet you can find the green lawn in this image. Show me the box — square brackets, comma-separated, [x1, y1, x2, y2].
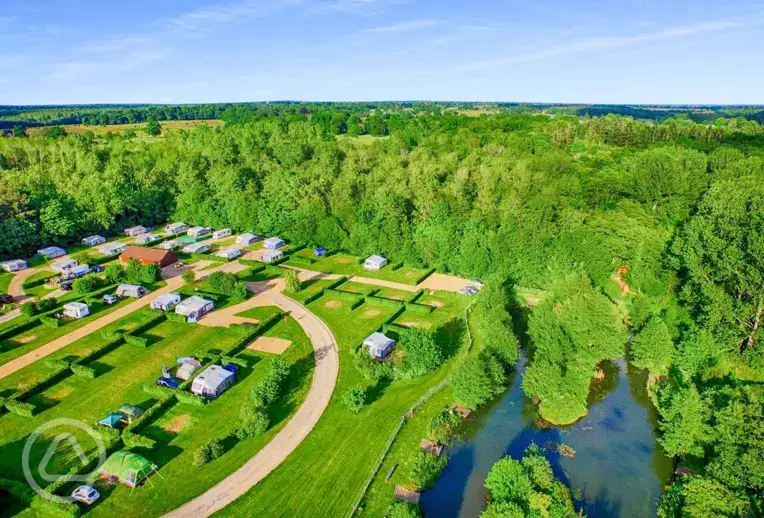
[284, 251, 430, 286]
[0, 273, 11, 295]
[216, 287, 469, 518]
[235, 306, 283, 321]
[0, 297, 134, 372]
[0, 307, 315, 518]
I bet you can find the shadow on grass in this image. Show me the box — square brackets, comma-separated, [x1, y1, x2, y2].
[366, 377, 392, 405]
[267, 353, 315, 428]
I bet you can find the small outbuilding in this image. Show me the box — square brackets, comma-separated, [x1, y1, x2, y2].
[420, 439, 444, 457]
[120, 246, 177, 267]
[363, 332, 396, 359]
[134, 233, 161, 245]
[187, 226, 212, 238]
[63, 302, 90, 319]
[165, 222, 189, 235]
[212, 228, 232, 239]
[160, 239, 183, 250]
[150, 293, 182, 311]
[183, 242, 211, 254]
[37, 246, 66, 259]
[216, 248, 242, 260]
[191, 365, 236, 399]
[51, 258, 78, 273]
[263, 237, 285, 249]
[364, 255, 388, 271]
[98, 451, 157, 488]
[124, 225, 148, 237]
[0, 259, 28, 272]
[82, 235, 106, 247]
[98, 242, 128, 256]
[260, 249, 283, 263]
[236, 233, 262, 246]
[116, 284, 149, 299]
[175, 295, 214, 323]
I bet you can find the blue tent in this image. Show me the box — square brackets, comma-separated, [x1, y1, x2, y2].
[98, 412, 125, 428]
[314, 247, 327, 257]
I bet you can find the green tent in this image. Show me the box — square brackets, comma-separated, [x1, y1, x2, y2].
[98, 451, 156, 488]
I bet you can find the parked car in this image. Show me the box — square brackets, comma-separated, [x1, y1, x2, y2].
[221, 363, 240, 377]
[469, 279, 484, 289]
[0, 294, 13, 304]
[71, 485, 100, 505]
[60, 281, 73, 292]
[92, 265, 104, 273]
[459, 286, 478, 295]
[103, 294, 118, 305]
[156, 376, 180, 389]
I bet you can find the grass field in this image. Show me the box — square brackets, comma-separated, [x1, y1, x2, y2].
[285, 250, 431, 286]
[216, 283, 470, 518]
[0, 302, 315, 517]
[26, 119, 223, 138]
[0, 273, 11, 295]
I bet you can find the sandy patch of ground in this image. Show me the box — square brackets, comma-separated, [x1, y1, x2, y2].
[404, 271, 418, 279]
[526, 296, 541, 307]
[611, 266, 631, 296]
[47, 385, 74, 401]
[417, 273, 471, 293]
[248, 336, 293, 354]
[324, 300, 342, 308]
[14, 334, 37, 344]
[164, 414, 191, 433]
[362, 309, 381, 318]
[335, 257, 354, 264]
[425, 300, 444, 307]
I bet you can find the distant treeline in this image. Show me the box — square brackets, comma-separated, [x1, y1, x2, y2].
[2, 101, 764, 130]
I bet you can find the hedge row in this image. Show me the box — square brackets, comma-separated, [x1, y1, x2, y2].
[0, 316, 42, 342]
[176, 391, 207, 407]
[70, 336, 124, 373]
[382, 323, 410, 336]
[45, 358, 70, 370]
[390, 262, 403, 271]
[412, 267, 437, 285]
[365, 295, 404, 310]
[5, 400, 35, 417]
[289, 255, 316, 266]
[70, 363, 96, 379]
[405, 302, 434, 314]
[327, 276, 348, 290]
[166, 312, 187, 322]
[129, 313, 167, 335]
[407, 289, 425, 303]
[123, 431, 157, 449]
[40, 316, 61, 328]
[125, 335, 148, 347]
[325, 288, 364, 304]
[239, 259, 264, 268]
[303, 290, 324, 305]
[5, 365, 72, 416]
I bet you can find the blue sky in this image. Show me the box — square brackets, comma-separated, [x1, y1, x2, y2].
[1, 0, 762, 104]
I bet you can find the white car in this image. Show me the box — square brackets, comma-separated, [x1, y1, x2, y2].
[469, 279, 484, 289]
[71, 485, 100, 505]
[103, 294, 118, 305]
[460, 286, 478, 295]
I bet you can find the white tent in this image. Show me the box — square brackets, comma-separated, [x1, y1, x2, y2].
[364, 255, 388, 271]
[236, 233, 261, 246]
[134, 233, 160, 245]
[116, 284, 148, 298]
[0, 259, 28, 272]
[263, 237, 285, 249]
[98, 242, 128, 256]
[82, 235, 106, 246]
[260, 250, 283, 263]
[182, 242, 211, 254]
[363, 332, 395, 359]
[51, 258, 78, 273]
[150, 293, 182, 311]
[165, 222, 189, 234]
[216, 248, 242, 260]
[63, 302, 90, 319]
[191, 365, 235, 398]
[124, 225, 148, 236]
[176, 362, 200, 381]
[160, 239, 183, 250]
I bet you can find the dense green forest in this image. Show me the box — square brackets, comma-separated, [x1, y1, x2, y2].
[1, 108, 763, 515]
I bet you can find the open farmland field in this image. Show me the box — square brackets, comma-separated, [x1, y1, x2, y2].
[26, 119, 223, 137]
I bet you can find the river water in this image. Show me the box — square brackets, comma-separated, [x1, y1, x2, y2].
[421, 353, 674, 517]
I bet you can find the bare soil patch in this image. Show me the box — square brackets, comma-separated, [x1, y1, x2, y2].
[14, 334, 37, 344]
[425, 300, 444, 308]
[335, 257, 353, 264]
[164, 414, 191, 433]
[418, 273, 471, 293]
[47, 385, 74, 401]
[323, 300, 342, 308]
[363, 309, 381, 318]
[248, 336, 293, 355]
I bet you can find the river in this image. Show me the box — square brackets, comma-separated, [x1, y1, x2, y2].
[421, 352, 674, 517]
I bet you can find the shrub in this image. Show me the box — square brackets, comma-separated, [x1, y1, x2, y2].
[140, 263, 161, 284]
[233, 281, 248, 301]
[143, 383, 175, 398]
[45, 358, 71, 370]
[104, 264, 125, 285]
[70, 364, 96, 379]
[194, 438, 224, 467]
[386, 502, 422, 518]
[125, 259, 144, 284]
[40, 316, 61, 328]
[38, 298, 58, 312]
[74, 275, 100, 294]
[404, 302, 433, 314]
[284, 269, 302, 293]
[125, 335, 148, 347]
[354, 348, 394, 380]
[408, 450, 448, 491]
[176, 391, 207, 406]
[5, 400, 36, 417]
[101, 329, 121, 341]
[20, 302, 38, 317]
[235, 406, 270, 439]
[451, 351, 506, 409]
[395, 328, 443, 380]
[123, 431, 157, 450]
[181, 269, 196, 284]
[250, 357, 290, 407]
[426, 411, 462, 443]
[342, 385, 368, 414]
[166, 312, 187, 322]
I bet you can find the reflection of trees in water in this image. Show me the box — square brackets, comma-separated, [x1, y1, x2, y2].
[586, 358, 621, 407]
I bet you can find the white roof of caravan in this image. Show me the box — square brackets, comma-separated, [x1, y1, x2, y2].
[101, 241, 127, 251]
[83, 235, 104, 242]
[125, 225, 147, 232]
[366, 255, 387, 264]
[184, 242, 209, 253]
[166, 222, 187, 230]
[176, 295, 213, 313]
[194, 365, 234, 389]
[152, 293, 181, 306]
[216, 248, 242, 258]
[188, 226, 210, 232]
[237, 233, 256, 241]
[38, 246, 65, 255]
[263, 237, 284, 247]
[64, 302, 88, 311]
[1, 259, 27, 267]
[117, 283, 142, 292]
[364, 332, 394, 348]
[52, 258, 77, 268]
[213, 228, 231, 234]
[261, 249, 283, 259]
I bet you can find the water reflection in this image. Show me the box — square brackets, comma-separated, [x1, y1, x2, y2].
[420, 353, 673, 518]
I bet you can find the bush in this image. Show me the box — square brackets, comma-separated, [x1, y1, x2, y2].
[140, 263, 161, 284]
[166, 312, 187, 322]
[426, 411, 462, 444]
[387, 502, 422, 518]
[125, 259, 144, 284]
[70, 364, 96, 379]
[45, 358, 71, 370]
[123, 431, 157, 450]
[74, 275, 101, 294]
[6, 400, 36, 417]
[354, 348, 394, 380]
[250, 357, 290, 407]
[404, 302, 433, 314]
[38, 298, 58, 312]
[40, 316, 61, 328]
[176, 390, 207, 406]
[325, 288, 364, 304]
[451, 351, 506, 410]
[395, 328, 443, 380]
[143, 383, 175, 398]
[125, 335, 148, 347]
[408, 450, 448, 490]
[104, 264, 125, 285]
[193, 438, 224, 467]
[181, 269, 196, 284]
[284, 269, 302, 293]
[342, 385, 367, 414]
[20, 302, 38, 317]
[235, 406, 270, 439]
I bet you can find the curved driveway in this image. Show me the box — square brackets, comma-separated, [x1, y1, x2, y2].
[163, 288, 339, 518]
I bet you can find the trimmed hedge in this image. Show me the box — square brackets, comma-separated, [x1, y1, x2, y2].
[405, 302, 434, 314]
[325, 288, 364, 304]
[327, 276, 347, 290]
[144, 383, 175, 398]
[0, 317, 42, 342]
[45, 358, 70, 370]
[221, 355, 248, 368]
[40, 316, 62, 328]
[70, 337, 124, 374]
[125, 335, 148, 347]
[366, 295, 404, 310]
[407, 289, 425, 303]
[290, 255, 316, 266]
[123, 431, 157, 450]
[412, 267, 436, 285]
[100, 329, 121, 341]
[9, 365, 71, 405]
[166, 312, 187, 322]
[70, 364, 96, 379]
[239, 259, 264, 268]
[382, 323, 409, 336]
[303, 290, 324, 305]
[390, 262, 403, 271]
[350, 298, 365, 311]
[176, 391, 207, 407]
[5, 399, 35, 417]
[129, 313, 166, 335]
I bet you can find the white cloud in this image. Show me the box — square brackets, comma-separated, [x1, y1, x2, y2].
[365, 19, 443, 33]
